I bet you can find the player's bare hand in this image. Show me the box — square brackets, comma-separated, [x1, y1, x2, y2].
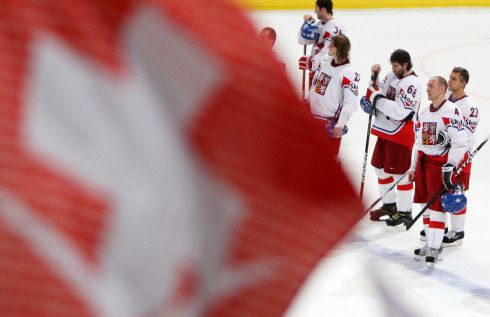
[371, 64, 381, 74]
[408, 171, 416, 182]
[304, 14, 314, 22]
[333, 126, 344, 138]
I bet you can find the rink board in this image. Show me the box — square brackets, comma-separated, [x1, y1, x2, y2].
[237, 0, 490, 9]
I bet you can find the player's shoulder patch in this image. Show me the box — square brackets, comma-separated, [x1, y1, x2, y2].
[342, 75, 359, 96]
[397, 86, 418, 109]
[441, 102, 465, 130]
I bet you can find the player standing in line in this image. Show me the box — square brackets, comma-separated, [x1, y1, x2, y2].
[307, 34, 360, 156]
[259, 27, 286, 71]
[419, 67, 479, 246]
[361, 49, 423, 229]
[409, 76, 468, 266]
[298, 0, 346, 90]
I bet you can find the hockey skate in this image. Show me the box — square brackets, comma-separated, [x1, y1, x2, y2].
[414, 244, 442, 257]
[369, 203, 397, 221]
[425, 247, 443, 268]
[385, 211, 412, 232]
[420, 227, 448, 242]
[442, 230, 464, 247]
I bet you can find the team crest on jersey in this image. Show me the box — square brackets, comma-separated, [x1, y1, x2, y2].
[398, 88, 416, 109]
[386, 86, 396, 101]
[314, 72, 332, 95]
[421, 122, 438, 145]
[342, 77, 359, 96]
[442, 117, 464, 131]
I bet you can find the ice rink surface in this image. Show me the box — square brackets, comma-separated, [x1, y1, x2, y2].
[248, 8, 490, 317]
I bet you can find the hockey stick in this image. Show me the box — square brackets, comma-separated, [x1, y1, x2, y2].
[405, 135, 489, 231]
[301, 45, 307, 100]
[363, 170, 410, 215]
[359, 71, 379, 199]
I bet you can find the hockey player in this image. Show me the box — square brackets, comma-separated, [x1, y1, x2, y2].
[409, 76, 468, 266]
[361, 49, 422, 228]
[308, 34, 360, 156]
[420, 67, 479, 246]
[298, 0, 346, 89]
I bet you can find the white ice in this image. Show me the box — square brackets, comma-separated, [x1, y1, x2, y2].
[248, 8, 490, 317]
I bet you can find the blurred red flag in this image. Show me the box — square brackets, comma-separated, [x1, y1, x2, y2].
[0, 0, 363, 316]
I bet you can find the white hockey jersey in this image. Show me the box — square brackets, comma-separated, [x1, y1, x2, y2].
[308, 57, 360, 127]
[298, 18, 346, 71]
[371, 71, 423, 150]
[411, 99, 468, 170]
[447, 93, 479, 150]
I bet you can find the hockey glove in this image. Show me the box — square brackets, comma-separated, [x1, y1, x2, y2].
[299, 56, 313, 71]
[364, 86, 385, 108]
[441, 162, 456, 190]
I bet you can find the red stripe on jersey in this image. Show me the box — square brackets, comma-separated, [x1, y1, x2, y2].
[342, 76, 351, 88]
[442, 116, 464, 130]
[378, 176, 394, 185]
[423, 217, 430, 225]
[397, 183, 413, 191]
[442, 117, 450, 126]
[429, 221, 446, 229]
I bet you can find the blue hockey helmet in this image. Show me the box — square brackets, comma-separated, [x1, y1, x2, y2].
[441, 185, 467, 213]
[360, 96, 373, 114]
[300, 21, 319, 41]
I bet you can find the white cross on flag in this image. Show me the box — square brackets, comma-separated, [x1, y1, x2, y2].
[0, 1, 363, 316]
